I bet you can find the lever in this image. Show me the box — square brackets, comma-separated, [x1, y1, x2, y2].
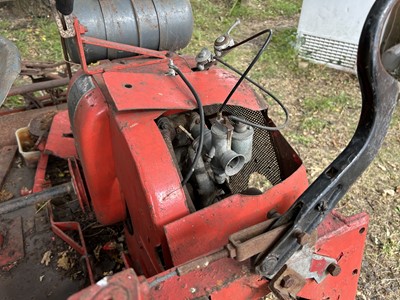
[214, 19, 241, 57]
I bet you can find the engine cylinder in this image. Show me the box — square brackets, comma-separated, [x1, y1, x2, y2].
[66, 0, 193, 63]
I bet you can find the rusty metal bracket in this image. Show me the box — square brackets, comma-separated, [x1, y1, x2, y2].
[175, 217, 289, 276]
[269, 265, 307, 300]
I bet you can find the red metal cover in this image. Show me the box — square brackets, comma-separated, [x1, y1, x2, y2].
[103, 59, 267, 112]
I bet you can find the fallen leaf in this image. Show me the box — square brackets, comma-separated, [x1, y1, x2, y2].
[57, 251, 73, 270]
[383, 189, 395, 197]
[377, 164, 387, 172]
[41, 250, 52, 266]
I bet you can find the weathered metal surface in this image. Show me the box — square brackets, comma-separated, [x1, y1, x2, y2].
[0, 182, 73, 215]
[165, 165, 307, 266]
[44, 110, 77, 158]
[48, 204, 95, 284]
[32, 152, 50, 193]
[103, 57, 266, 112]
[69, 211, 369, 299]
[20, 60, 66, 78]
[65, 0, 193, 63]
[69, 74, 126, 225]
[7, 77, 69, 97]
[68, 157, 89, 211]
[0, 217, 24, 268]
[68, 269, 148, 300]
[228, 220, 290, 262]
[110, 110, 190, 276]
[0, 145, 17, 190]
[0, 36, 20, 106]
[269, 266, 307, 300]
[296, 212, 369, 299]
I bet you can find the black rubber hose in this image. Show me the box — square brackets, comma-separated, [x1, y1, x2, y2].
[214, 56, 289, 131]
[218, 29, 273, 113]
[170, 65, 205, 186]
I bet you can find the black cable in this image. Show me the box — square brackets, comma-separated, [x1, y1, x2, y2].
[225, 28, 272, 51]
[214, 56, 289, 131]
[170, 64, 205, 186]
[218, 29, 273, 113]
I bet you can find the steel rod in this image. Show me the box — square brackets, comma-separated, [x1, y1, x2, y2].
[0, 182, 73, 215]
[7, 78, 69, 96]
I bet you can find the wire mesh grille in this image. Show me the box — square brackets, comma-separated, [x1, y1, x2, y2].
[204, 105, 282, 194]
[298, 34, 358, 72]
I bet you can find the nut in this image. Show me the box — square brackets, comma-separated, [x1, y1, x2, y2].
[327, 263, 341, 277]
[280, 275, 294, 288]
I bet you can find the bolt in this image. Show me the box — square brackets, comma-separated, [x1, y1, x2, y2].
[327, 263, 341, 277]
[258, 256, 278, 274]
[294, 230, 311, 246]
[280, 275, 294, 288]
[216, 36, 226, 43]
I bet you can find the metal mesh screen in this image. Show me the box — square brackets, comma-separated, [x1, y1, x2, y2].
[204, 105, 282, 194]
[298, 34, 358, 73]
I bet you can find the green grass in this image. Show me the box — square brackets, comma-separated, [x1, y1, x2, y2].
[230, 0, 302, 19]
[285, 132, 314, 146]
[300, 117, 329, 133]
[0, 17, 62, 62]
[302, 92, 354, 112]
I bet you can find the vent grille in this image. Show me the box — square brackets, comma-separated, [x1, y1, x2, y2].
[204, 105, 282, 194]
[298, 34, 358, 72]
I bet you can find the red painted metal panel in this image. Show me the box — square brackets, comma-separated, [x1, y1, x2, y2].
[109, 111, 191, 276]
[45, 111, 77, 159]
[103, 59, 267, 112]
[297, 212, 369, 300]
[72, 80, 125, 225]
[69, 211, 368, 300]
[165, 165, 309, 265]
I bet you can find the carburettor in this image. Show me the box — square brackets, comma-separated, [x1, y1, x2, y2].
[158, 111, 254, 208]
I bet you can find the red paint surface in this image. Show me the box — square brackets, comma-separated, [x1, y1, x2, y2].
[104, 59, 266, 112]
[72, 78, 125, 225]
[165, 165, 308, 265]
[45, 111, 77, 159]
[63, 47, 369, 299]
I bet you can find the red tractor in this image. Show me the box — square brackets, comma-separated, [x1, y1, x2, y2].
[0, 0, 399, 299]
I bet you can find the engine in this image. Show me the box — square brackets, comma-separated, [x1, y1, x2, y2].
[158, 110, 256, 208]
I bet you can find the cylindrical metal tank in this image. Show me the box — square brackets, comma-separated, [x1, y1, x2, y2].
[67, 0, 193, 63]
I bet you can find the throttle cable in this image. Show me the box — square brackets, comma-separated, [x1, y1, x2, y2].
[169, 63, 205, 186]
[217, 28, 289, 131]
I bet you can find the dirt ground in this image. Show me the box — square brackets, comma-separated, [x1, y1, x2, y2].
[1, 1, 399, 299]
